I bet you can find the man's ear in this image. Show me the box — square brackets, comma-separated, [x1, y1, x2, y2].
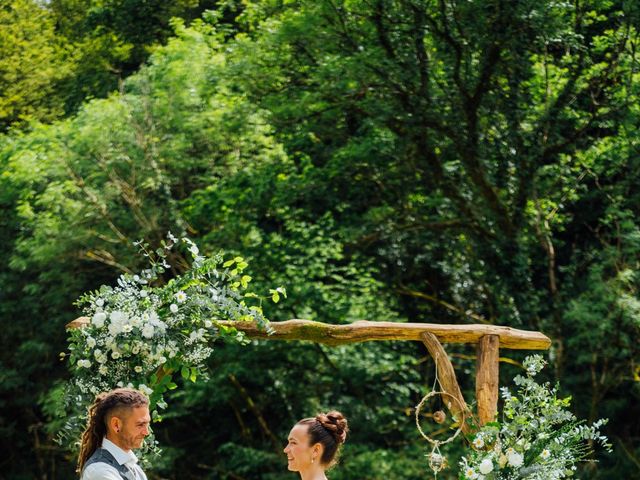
[109, 415, 121, 433]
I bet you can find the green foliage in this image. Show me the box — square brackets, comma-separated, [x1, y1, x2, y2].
[0, 1, 639, 478]
[0, 0, 72, 130]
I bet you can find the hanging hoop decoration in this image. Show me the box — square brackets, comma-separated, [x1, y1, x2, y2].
[415, 390, 466, 447]
[415, 353, 468, 477]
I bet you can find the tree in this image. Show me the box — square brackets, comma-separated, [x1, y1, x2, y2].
[0, 0, 72, 131]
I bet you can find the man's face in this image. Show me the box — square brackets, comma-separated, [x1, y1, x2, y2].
[112, 406, 151, 451]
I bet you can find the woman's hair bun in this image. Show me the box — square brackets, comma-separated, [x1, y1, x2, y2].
[316, 410, 349, 444]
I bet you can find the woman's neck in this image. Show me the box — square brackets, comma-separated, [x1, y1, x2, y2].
[299, 468, 327, 480]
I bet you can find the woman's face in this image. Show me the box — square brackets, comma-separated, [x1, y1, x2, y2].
[284, 424, 318, 472]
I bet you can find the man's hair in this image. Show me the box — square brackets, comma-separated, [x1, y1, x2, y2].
[76, 388, 149, 474]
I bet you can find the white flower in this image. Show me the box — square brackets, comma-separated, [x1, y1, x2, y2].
[99, 365, 108, 375]
[170, 303, 179, 313]
[464, 467, 478, 479]
[175, 291, 187, 303]
[142, 324, 155, 339]
[138, 384, 153, 396]
[541, 449, 551, 460]
[189, 244, 199, 256]
[158, 356, 167, 364]
[132, 344, 141, 355]
[140, 290, 148, 298]
[110, 310, 127, 324]
[204, 320, 212, 328]
[86, 337, 96, 348]
[92, 312, 107, 328]
[479, 458, 493, 475]
[111, 351, 121, 360]
[472, 436, 485, 449]
[507, 452, 524, 468]
[77, 359, 91, 368]
[122, 324, 133, 333]
[130, 315, 142, 328]
[134, 366, 143, 373]
[95, 298, 104, 307]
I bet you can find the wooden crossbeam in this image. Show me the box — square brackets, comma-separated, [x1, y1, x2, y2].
[216, 319, 551, 350]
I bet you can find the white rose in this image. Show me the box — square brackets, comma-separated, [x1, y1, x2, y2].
[92, 312, 107, 328]
[140, 290, 148, 298]
[95, 298, 105, 307]
[142, 324, 155, 339]
[170, 303, 179, 313]
[86, 337, 96, 348]
[110, 310, 127, 324]
[108, 321, 123, 336]
[111, 351, 121, 360]
[99, 365, 108, 375]
[204, 320, 212, 328]
[507, 452, 524, 468]
[479, 458, 494, 475]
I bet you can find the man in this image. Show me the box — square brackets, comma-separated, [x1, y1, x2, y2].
[77, 388, 151, 480]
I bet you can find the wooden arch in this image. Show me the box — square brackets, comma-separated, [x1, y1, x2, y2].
[68, 317, 551, 431]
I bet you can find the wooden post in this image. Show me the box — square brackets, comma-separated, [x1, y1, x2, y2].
[420, 332, 472, 433]
[476, 335, 500, 425]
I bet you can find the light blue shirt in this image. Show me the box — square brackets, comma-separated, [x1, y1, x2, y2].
[81, 438, 147, 480]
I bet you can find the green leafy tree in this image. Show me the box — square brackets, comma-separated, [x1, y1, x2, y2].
[0, 0, 72, 130]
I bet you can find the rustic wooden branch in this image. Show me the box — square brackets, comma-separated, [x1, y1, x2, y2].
[420, 332, 473, 433]
[476, 335, 500, 425]
[67, 317, 551, 350]
[218, 319, 550, 350]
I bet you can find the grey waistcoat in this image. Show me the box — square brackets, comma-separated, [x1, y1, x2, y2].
[83, 448, 136, 480]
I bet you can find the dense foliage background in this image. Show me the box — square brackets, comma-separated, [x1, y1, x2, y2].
[0, 0, 639, 478]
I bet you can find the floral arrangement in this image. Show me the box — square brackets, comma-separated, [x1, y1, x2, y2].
[458, 355, 611, 480]
[61, 234, 283, 449]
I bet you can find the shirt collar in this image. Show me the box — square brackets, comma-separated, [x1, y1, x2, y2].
[102, 437, 138, 466]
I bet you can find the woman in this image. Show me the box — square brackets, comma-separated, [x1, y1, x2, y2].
[284, 411, 349, 480]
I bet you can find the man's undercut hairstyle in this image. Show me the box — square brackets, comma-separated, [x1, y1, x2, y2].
[76, 388, 149, 473]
